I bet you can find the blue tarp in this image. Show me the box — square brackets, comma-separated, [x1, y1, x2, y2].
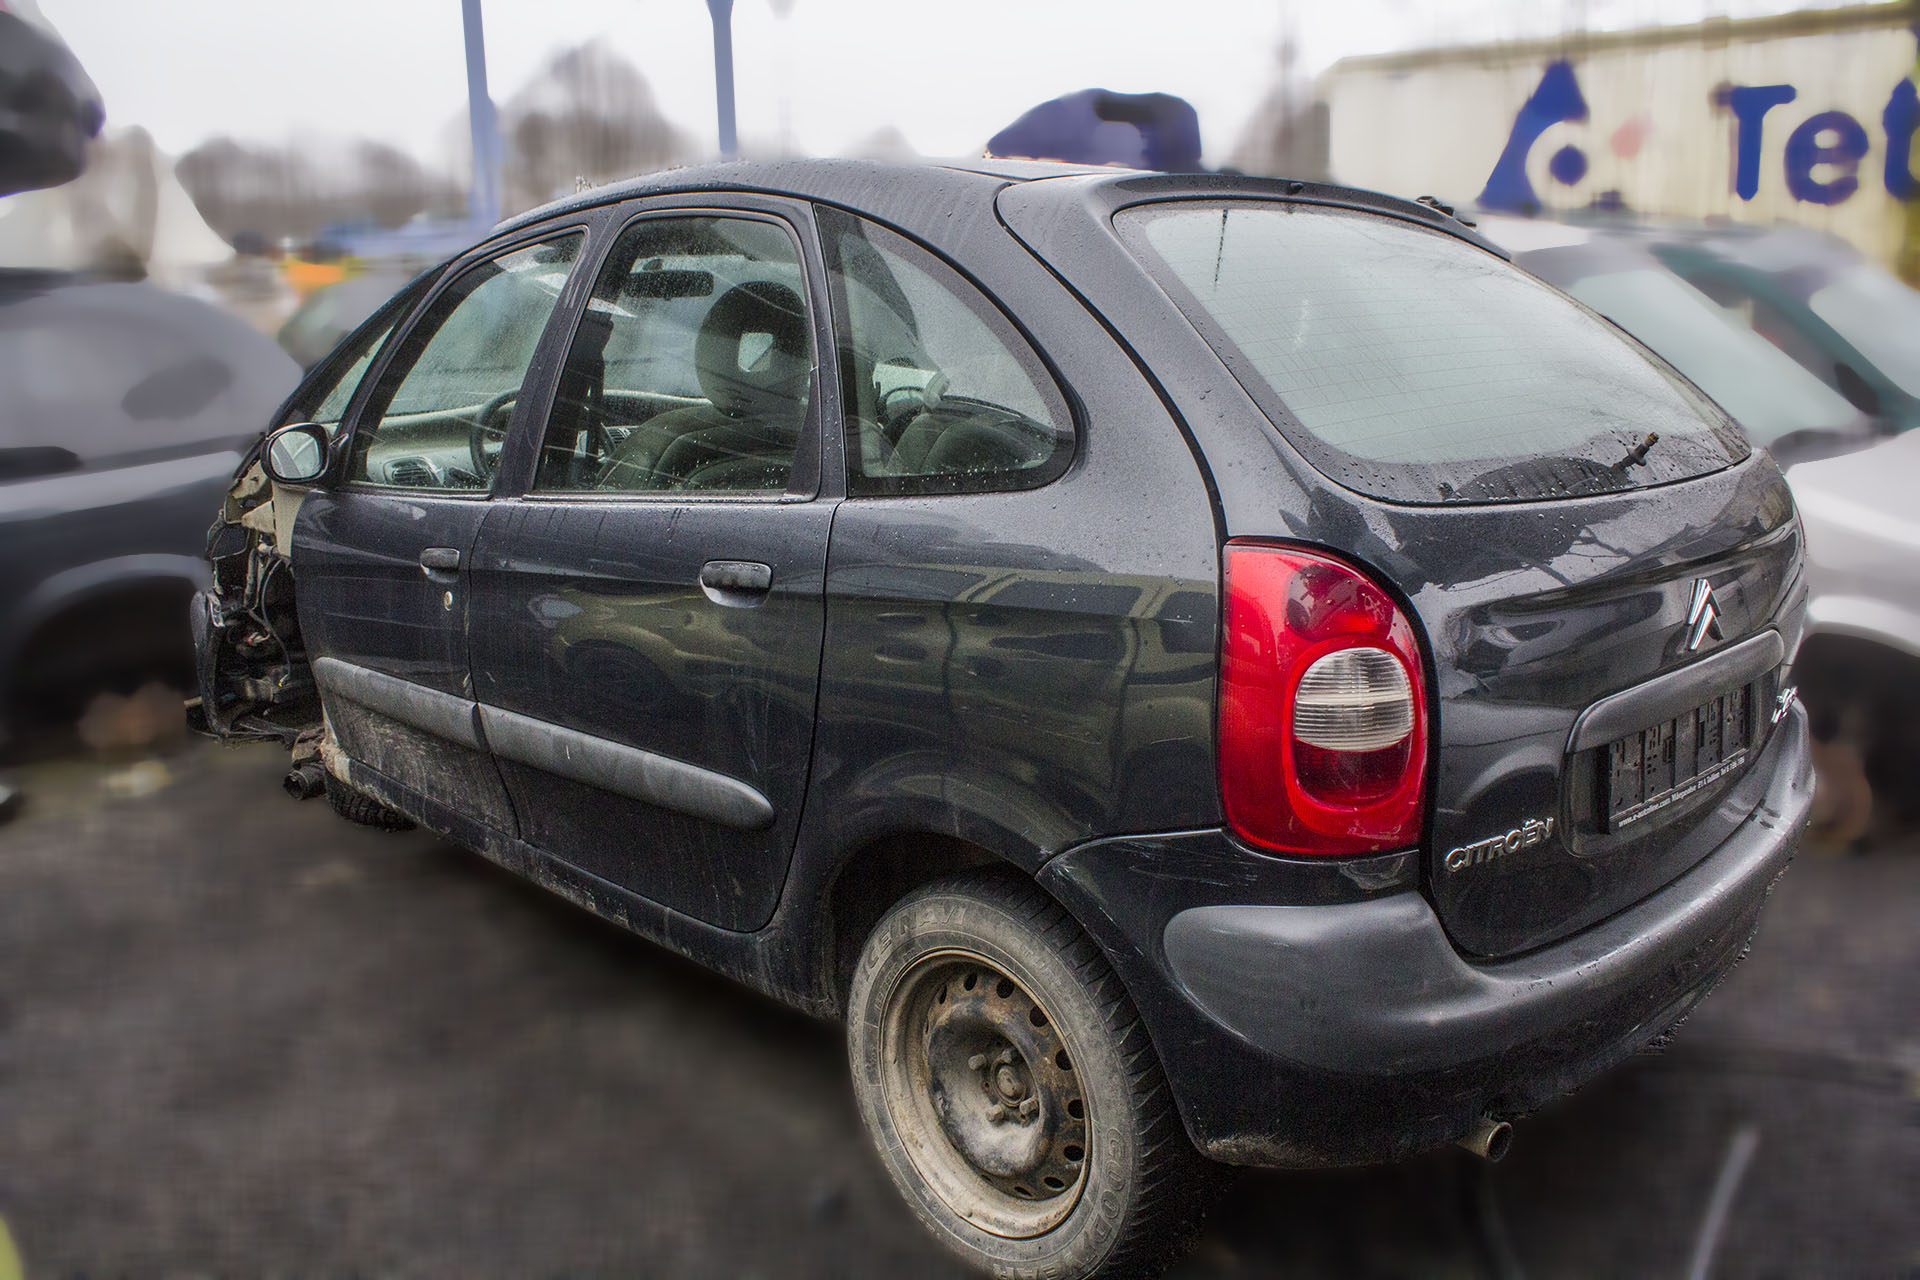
[987, 89, 1204, 172]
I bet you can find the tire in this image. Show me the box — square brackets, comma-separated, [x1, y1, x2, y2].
[847, 871, 1213, 1279]
[323, 776, 414, 832]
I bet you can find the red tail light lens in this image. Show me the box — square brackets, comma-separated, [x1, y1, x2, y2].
[1219, 542, 1428, 856]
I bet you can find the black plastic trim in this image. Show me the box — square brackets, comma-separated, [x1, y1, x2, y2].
[1568, 629, 1784, 752]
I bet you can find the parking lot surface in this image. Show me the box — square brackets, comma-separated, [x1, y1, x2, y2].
[2, 741, 1914, 1277]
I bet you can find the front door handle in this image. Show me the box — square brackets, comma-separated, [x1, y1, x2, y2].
[420, 546, 461, 574]
[699, 559, 773, 598]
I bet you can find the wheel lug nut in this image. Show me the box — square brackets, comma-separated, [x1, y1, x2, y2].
[1018, 1097, 1040, 1121]
[986, 1102, 1006, 1121]
[968, 1053, 989, 1071]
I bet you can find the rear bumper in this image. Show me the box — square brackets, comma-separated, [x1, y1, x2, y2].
[1038, 703, 1813, 1168]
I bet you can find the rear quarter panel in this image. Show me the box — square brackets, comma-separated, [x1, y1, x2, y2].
[797, 216, 1221, 875]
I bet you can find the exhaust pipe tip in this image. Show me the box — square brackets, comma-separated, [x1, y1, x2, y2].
[283, 761, 327, 801]
[1457, 1115, 1513, 1163]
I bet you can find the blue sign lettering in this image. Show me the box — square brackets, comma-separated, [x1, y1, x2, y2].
[1479, 59, 1587, 211]
[1725, 83, 1798, 200]
[1484, 60, 1920, 209]
[1785, 109, 1869, 204]
[1885, 78, 1919, 198]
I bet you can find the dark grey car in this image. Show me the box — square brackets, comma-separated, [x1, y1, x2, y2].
[192, 160, 1813, 1280]
[0, 274, 297, 747]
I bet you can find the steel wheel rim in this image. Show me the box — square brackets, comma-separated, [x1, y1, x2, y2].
[878, 949, 1091, 1238]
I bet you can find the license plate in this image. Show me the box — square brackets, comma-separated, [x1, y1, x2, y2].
[1603, 686, 1752, 831]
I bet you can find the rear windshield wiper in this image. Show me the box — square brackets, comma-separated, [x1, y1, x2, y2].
[1610, 431, 1660, 474]
[1441, 454, 1639, 502]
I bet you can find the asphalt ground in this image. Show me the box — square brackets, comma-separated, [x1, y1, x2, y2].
[2, 740, 1914, 1278]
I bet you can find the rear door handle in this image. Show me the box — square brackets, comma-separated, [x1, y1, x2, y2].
[420, 547, 461, 574]
[699, 559, 773, 596]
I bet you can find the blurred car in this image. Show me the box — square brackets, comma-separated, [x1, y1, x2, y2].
[1642, 224, 1920, 435]
[0, 0, 102, 197]
[1775, 429, 1920, 825]
[195, 160, 1813, 1279]
[1481, 216, 1881, 467]
[275, 266, 421, 369]
[0, 271, 299, 747]
[1482, 214, 1917, 827]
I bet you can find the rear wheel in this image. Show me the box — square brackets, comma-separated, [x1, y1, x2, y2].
[847, 871, 1211, 1279]
[324, 776, 414, 831]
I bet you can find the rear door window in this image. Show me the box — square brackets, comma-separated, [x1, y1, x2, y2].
[532, 214, 813, 495]
[1117, 202, 1748, 504]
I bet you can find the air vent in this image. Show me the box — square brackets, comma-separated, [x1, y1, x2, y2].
[386, 457, 435, 487]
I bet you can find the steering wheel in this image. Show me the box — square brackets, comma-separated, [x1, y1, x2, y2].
[469, 389, 518, 476]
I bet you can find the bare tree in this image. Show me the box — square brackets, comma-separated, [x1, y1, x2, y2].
[500, 42, 695, 212]
[177, 136, 463, 247]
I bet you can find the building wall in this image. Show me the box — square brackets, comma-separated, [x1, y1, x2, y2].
[1322, 5, 1920, 273]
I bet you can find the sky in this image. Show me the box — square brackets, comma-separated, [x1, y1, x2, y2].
[40, 0, 1864, 171]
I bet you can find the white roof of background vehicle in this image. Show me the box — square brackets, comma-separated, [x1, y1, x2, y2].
[1472, 215, 1593, 253]
[1786, 430, 1920, 657]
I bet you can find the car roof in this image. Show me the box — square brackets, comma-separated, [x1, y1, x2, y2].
[490, 157, 1494, 258]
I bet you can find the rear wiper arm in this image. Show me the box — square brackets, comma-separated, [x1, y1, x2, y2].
[1610, 432, 1660, 473]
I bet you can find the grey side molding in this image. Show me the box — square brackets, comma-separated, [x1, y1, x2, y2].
[478, 703, 775, 832]
[313, 657, 484, 750]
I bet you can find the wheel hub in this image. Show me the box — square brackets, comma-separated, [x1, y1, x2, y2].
[884, 954, 1091, 1236]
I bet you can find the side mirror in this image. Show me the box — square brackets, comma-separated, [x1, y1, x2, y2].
[261, 422, 331, 485]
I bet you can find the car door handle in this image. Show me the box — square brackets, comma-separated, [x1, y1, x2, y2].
[699, 560, 772, 596]
[420, 547, 461, 574]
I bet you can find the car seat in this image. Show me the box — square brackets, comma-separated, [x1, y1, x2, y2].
[596, 281, 812, 491]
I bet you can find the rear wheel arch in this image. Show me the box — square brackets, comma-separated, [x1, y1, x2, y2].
[819, 830, 1004, 1013]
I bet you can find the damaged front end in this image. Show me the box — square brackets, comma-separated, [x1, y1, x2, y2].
[187, 441, 320, 747]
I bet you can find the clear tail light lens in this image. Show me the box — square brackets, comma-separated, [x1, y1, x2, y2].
[1219, 542, 1429, 856]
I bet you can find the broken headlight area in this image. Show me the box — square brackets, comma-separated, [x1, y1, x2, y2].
[188, 444, 319, 743]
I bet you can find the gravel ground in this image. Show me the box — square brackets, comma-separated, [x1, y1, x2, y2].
[2, 740, 1914, 1278]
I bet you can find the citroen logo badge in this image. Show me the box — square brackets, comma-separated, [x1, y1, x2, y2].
[1686, 578, 1724, 651]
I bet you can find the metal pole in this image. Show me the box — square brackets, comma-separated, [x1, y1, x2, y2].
[706, 0, 738, 159]
[462, 0, 502, 226]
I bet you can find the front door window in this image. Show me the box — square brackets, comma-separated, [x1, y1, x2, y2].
[348, 234, 585, 491]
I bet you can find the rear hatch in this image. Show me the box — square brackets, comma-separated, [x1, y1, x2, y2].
[1100, 193, 1804, 958]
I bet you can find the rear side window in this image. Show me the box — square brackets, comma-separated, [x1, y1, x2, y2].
[1118, 203, 1748, 504]
[819, 206, 1072, 496]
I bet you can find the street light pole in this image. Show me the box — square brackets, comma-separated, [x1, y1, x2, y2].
[461, 0, 502, 227]
[706, 0, 738, 160]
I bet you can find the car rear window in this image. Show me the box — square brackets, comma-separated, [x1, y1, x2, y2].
[1116, 202, 1749, 504]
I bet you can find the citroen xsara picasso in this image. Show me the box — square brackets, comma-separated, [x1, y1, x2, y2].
[191, 161, 1814, 1279]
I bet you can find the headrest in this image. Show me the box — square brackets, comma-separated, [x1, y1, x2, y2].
[695, 281, 812, 426]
